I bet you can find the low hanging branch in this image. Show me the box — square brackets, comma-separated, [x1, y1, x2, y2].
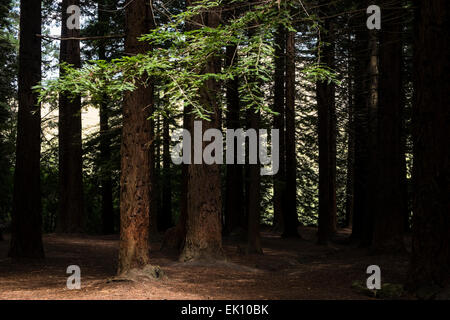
[36, 34, 125, 41]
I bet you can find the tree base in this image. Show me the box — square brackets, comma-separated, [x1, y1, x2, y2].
[113, 264, 165, 282]
[161, 225, 185, 253]
[179, 247, 225, 263]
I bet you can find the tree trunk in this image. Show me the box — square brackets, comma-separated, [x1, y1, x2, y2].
[149, 102, 159, 238]
[282, 30, 299, 238]
[179, 6, 224, 262]
[317, 8, 337, 244]
[99, 97, 114, 234]
[118, 0, 154, 274]
[408, 0, 450, 290]
[245, 25, 263, 252]
[57, 0, 84, 233]
[224, 44, 244, 235]
[161, 109, 188, 252]
[8, 0, 44, 258]
[372, 0, 406, 252]
[351, 4, 370, 244]
[272, 26, 286, 232]
[98, 0, 114, 235]
[362, 26, 379, 247]
[345, 31, 355, 228]
[246, 108, 262, 254]
[161, 115, 173, 230]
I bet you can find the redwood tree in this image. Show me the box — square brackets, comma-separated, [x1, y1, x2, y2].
[351, 2, 371, 244]
[246, 108, 262, 254]
[372, 0, 406, 252]
[57, 0, 84, 233]
[344, 30, 355, 228]
[317, 5, 337, 244]
[272, 26, 286, 232]
[9, 0, 44, 258]
[245, 28, 263, 253]
[283, 30, 300, 238]
[409, 0, 450, 290]
[97, 0, 115, 234]
[224, 44, 245, 236]
[161, 115, 173, 230]
[363, 19, 379, 247]
[118, 0, 155, 274]
[179, 5, 224, 262]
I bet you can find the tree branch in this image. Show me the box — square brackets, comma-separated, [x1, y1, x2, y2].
[36, 34, 125, 41]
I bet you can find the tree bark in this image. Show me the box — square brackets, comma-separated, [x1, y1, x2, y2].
[372, 0, 406, 252]
[317, 7, 337, 244]
[224, 44, 245, 235]
[246, 108, 262, 254]
[345, 31, 355, 228]
[351, 4, 371, 244]
[118, 0, 154, 274]
[99, 97, 114, 234]
[179, 5, 224, 262]
[161, 109, 188, 252]
[57, 0, 84, 233]
[408, 0, 450, 290]
[8, 0, 44, 258]
[272, 26, 286, 232]
[98, 0, 114, 235]
[282, 30, 300, 238]
[245, 24, 263, 252]
[149, 102, 159, 238]
[362, 26, 379, 247]
[161, 115, 173, 230]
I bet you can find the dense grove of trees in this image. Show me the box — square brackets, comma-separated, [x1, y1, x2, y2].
[0, 0, 448, 294]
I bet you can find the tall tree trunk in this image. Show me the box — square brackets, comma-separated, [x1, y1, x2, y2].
[345, 31, 355, 228]
[8, 0, 44, 258]
[179, 6, 224, 262]
[224, 44, 244, 235]
[362, 25, 379, 247]
[317, 8, 337, 244]
[149, 104, 159, 238]
[98, 0, 114, 234]
[99, 97, 114, 234]
[283, 30, 299, 238]
[118, 0, 154, 274]
[245, 25, 263, 253]
[161, 109, 188, 252]
[57, 0, 84, 233]
[161, 115, 172, 230]
[272, 26, 286, 232]
[408, 0, 450, 290]
[372, 0, 406, 252]
[351, 4, 370, 244]
[246, 109, 262, 254]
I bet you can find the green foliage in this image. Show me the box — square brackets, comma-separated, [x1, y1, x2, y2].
[36, 0, 337, 120]
[35, 0, 345, 230]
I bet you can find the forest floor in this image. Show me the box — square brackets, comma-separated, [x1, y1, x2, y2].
[0, 227, 414, 300]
